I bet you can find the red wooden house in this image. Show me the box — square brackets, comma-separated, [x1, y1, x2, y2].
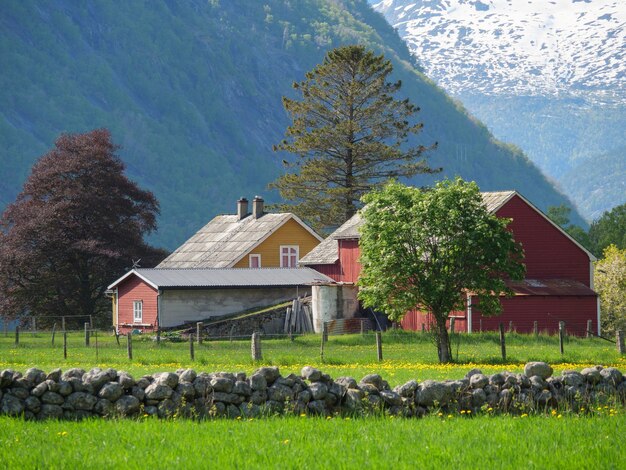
[301, 191, 599, 336]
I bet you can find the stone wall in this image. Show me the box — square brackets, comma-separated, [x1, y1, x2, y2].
[0, 363, 624, 420]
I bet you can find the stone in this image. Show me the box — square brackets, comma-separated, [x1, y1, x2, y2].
[95, 398, 114, 416]
[297, 390, 311, 404]
[600, 367, 623, 386]
[233, 381, 252, 397]
[335, 377, 358, 390]
[175, 382, 196, 400]
[67, 392, 98, 411]
[178, 369, 197, 383]
[489, 373, 506, 386]
[307, 400, 326, 415]
[254, 367, 280, 384]
[236, 372, 247, 382]
[46, 369, 62, 382]
[360, 374, 384, 391]
[465, 368, 483, 379]
[115, 395, 140, 416]
[68, 377, 93, 394]
[250, 390, 267, 405]
[213, 392, 244, 405]
[535, 389, 552, 406]
[210, 377, 234, 393]
[193, 375, 213, 397]
[131, 386, 146, 401]
[1, 394, 25, 416]
[24, 368, 47, 385]
[359, 383, 379, 395]
[117, 373, 135, 390]
[380, 390, 402, 406]
[144, 405, 158, 416]
[301, 366, 322, 382]
[136, 377, 151, 389]
[157, 399, 178, 418]
[25, 396, 41, 413]
[61, 368, 85, 381]
[99, 382, 123, 402]
[581, 367, 602, 384]
[10, 387, 29, 400]
[530, 376, 547, 390]
[343, 389, 364, 410]
[31, 381, 49, 397]
[470, 374, 489, 389]
[417, 380, 452, 407]
[471, 388, 487, 408]
[83, 369, 114, 392]
[562, 371, 585, 387]
[145, 383, 173, 401]
[394, 380, 418, 398]
[0, 369, 16, 389]
[267, 384, 293, 402]
[41, 391, 64, 405]
[309, 382, 328, 401]
[38, 404, 63, 419]
[524, 362, 553, 379]
[155, 372, 179, 389]
[249, 373, 267, 391]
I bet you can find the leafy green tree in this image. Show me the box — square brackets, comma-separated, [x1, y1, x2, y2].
[546, 204, 591, 250]
[589, 203, 626, 256]
[0, 129, 167, 327]
[358, 179, 525, 363]
[271, 44, 437, 232]
[594, 245, 626, 335]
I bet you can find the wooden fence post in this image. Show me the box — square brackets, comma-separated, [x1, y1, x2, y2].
[114, 327, 120, 346]
[61, 316, 66, 332]
[376, 331, 383, 361]
[95, 329, 98, 362]
[319, 328, 325, 362]
[63, 331, 67, 359]
[89, 315, 93, 332]
[15, 325, 19, 346]
[559, 321, 565, 355]
[31, 317, 36, 336]
[499, 323, 506, 361]
[251, 332, 262, 361]
[84, 322, 90, 347]
[156, 328, 160, 345]
[190, 333, 195, 361]
[3, 317, 7, 337]
[508, 321, 514, 333]
[51, 323, 57, 346]
[196, 322, 202, 345]
[360, 319, 365, 336]
[322, 322, 328, 343]
[617, 330, 625, 355]
[289, 325, 294, 342]
[479, 319, 482, 333]
[449, 317, 455, 334]
[127, 332, 133, 360]
[230, 324, 235, 343]
[421, 323, 426, 333]
[533, 321, 538, 337]
[587, 319, 593, 338]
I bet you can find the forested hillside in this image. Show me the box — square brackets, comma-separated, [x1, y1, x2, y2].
[0, 0, 584, 249]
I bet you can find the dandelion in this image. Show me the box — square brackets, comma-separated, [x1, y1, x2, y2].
[447, 415, 453, 419]
[437, 412, 443, 417]
[326, 416, 332, 420]
[283, 439, 290, 445]
[236, 416, 242, 420]
[557, 414, 563, 419]
[300, 413, 306, 417]
[551, 410, 557, 416]
[521, 413, 528, 418]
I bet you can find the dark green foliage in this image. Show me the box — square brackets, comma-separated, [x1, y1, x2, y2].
[271, 45, 437, 232]
[0, 0, 583, 248]
[589, 203, 626, 256]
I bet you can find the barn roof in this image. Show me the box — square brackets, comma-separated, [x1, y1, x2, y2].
[301, 191, 517, 266]
[108, 267, 334, 290]
[157, 213, 323, 269]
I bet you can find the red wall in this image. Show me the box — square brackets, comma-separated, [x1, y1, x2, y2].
[472, 296, 597, 336]
[497, 195, 591, 286]
[117, 275, 158, 333]
[309, 239, 361, 283]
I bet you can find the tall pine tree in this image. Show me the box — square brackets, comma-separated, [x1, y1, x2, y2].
[271, 45, 438, 232]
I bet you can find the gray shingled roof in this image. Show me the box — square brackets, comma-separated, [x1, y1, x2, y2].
[109, 268, 333, 289]
[301, 191, 517, 265]
[158, 213, 319, 268]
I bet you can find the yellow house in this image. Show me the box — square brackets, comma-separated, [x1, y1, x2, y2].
[158, 196, 323, 269]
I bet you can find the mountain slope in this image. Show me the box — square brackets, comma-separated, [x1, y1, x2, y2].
[0, 0, 583, 249]
[373, 0, 626, 219]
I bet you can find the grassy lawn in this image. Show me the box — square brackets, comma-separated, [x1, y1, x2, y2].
[1, 330, 623, 385]
[1, 414, 625, 469]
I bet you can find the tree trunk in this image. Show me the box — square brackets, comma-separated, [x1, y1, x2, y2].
[435, 314, 452, 363]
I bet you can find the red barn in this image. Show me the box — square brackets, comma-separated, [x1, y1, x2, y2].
[301, 191, 599, 336]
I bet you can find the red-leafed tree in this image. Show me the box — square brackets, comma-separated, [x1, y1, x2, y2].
[0, 129, 167, 327]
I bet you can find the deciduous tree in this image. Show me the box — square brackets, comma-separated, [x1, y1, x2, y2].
[595, 245, 626, 335]
[0, 129, 167, 327]
[589, 203, 626, 256]
[271, 45, 437, 232]
[358, 179, 525, 363]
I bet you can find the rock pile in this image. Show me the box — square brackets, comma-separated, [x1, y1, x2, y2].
[0, 362, 624, 420]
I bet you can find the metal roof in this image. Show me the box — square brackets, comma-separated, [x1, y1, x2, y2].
[109, 267, 334, 289]
[158, 213, 322, 269]
[505, 279, 597, 297]
[301, 191, 518, 265]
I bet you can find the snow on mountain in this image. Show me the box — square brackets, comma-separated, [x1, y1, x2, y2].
[373, 0, 626, 103]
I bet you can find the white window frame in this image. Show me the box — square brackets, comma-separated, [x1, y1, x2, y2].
[249, 254, 262, 268]
[133, 300, 143, 323]
[280, 245, 299, 268]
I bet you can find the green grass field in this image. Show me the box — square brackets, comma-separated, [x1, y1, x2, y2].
[1, 330, 624, 469]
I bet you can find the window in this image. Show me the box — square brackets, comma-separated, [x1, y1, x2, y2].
[280, 245, 299, 268]
[249, 254, 261, 268]
[133, 300, 143, 323]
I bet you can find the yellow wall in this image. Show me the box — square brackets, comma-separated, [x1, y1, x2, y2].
[233, 218, 321, 268]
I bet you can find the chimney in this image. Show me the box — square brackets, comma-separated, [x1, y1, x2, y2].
[252, 195, 264, 219]
[237, 197, 248, 220]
